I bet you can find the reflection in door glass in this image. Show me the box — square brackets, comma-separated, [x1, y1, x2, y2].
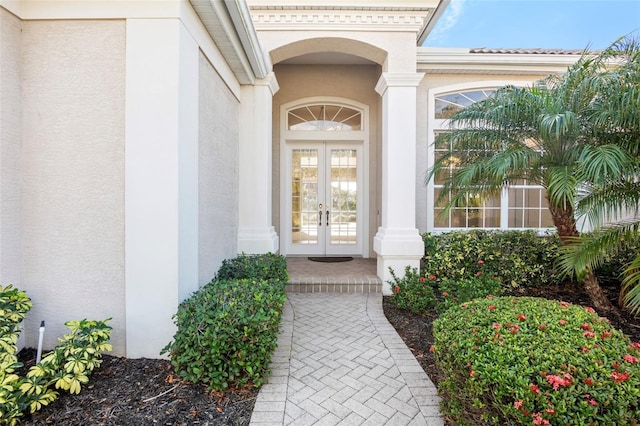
[291, 149, 318, 244]
[330, 149, 357, 245]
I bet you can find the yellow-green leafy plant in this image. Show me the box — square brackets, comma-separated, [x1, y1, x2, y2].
[0, 285, 112, 425]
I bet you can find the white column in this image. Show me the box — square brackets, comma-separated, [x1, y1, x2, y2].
[237, 74, 279, 254]
[374, 72, 425, 294]
[125, 19, 199, 358]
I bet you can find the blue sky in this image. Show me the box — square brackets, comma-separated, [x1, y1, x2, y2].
[424, 0, 640, 50]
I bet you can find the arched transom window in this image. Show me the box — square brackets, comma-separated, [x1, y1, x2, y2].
[430, 88, 553, 231]
[288, 103, 362, 131]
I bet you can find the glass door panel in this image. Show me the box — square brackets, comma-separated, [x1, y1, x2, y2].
[328, 149, 358, 247]
[291, 148, 321, 246]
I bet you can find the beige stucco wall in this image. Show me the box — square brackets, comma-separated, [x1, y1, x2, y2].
[416, 72, 552, 232]
[21, 20, 126, 354]
[0, 8, 23, 289]
[198, 53, 240, 284]
[272, 63, 381, 256]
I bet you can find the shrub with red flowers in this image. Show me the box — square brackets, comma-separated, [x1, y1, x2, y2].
[387, 266, 435, 314]
[433, 297, 640, 425]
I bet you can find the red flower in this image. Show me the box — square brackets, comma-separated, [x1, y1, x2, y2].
[394, 285, 400, 294]
[559, 319, 567, 326]
[611, 371, 630, 383]
[492, 323, 501, 329]
[623, 354, 639, 364]
[583, 331, 596, 338]
[588, 399, 598, 406]
[613, 361, 620, 369]
[532, 412, 550, 426]
[429, 345, 435, 353]
[585, 306, 595, 313]
[475, 271, 483, 277]
[538, 324, 547, 330]
[442, 291, 449, 297]
[513, 400, 523, 409]
[516, 313, 527, 321]
[530, 384, 540, 394]
[469, 370, 476, 377]
[584, 378, 594, 386]
[631, 342, 640, 349]
[601, 330, 612, 338]
[488, 305, 496, 311]
[546, 407, 555, 415]
[581, 323, 592, 331]
[560, 301, 570, 307]
[546, 373, 572, 390]
[428, 274, 437, 281]
[582, 346, 591, 353]
[477, 260, 484, 265]
[510, 325, 520, 334]
[419, 277, 426, 283]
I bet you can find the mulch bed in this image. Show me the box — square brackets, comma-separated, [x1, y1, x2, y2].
[16, 280, 639, 425]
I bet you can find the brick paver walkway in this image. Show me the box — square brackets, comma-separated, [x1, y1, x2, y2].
[250, 293, 443, 426]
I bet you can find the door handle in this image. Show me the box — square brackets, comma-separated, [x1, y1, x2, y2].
[318, 204, 323, 226]
[326, 210, 330, 226]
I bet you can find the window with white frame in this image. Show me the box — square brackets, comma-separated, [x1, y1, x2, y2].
[430, 88, 554, 231]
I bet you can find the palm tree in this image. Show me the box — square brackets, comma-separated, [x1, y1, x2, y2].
[557, 36, 640, 313]
[427, 42, 637, 311]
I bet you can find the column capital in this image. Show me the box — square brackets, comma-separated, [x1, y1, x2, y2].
[253, 72, 279, 95]
[375, 72, 425, 96]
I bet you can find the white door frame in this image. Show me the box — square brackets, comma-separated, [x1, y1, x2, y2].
[280, 97, 369, 257]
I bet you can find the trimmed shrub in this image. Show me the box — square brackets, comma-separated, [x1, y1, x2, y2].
[423, 230, 562, 289]
[436, 273, 502, 311]
[433, 296, 640, 425]
[388, 266, 436, 314]
[1, 285, 112, 425]
[162, 279, 286, 390]
[216, 253, 289, 283]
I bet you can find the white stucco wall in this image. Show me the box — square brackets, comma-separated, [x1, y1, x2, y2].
[198, 53, 240, 284]
[0, 8, 23, 288]
[416, 73, 550, 233]
[272, 64, 381, 256]
[21, 20, 126, 355]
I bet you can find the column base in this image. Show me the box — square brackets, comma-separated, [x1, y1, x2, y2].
[237, 227, 279, 254]
[373, 227, 424, 295]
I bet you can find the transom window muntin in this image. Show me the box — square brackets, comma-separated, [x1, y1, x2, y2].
[435, 90, 495, 119]
[288, 103, 362, 131]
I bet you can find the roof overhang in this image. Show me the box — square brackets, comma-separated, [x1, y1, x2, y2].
[190, 0, 271, 84]
[417, 47, 583, 75]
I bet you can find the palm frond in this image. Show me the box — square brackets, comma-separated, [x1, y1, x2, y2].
[557, 219, 640, 280]
[622, 254, 640, 315]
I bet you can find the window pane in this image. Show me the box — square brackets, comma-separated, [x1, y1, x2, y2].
[434, 208, 449, 227]
[288, 104, 362, 130]
[508, 188, 523, 208]
[485, 208, 501, 227]
[509, 209, 523, 228]
[524, 209, 540, 228]
[451, 209, 466, 227]
[524, 188, 542, 208]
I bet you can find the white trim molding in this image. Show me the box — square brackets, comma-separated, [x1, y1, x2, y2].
[375, 72, 425, 96]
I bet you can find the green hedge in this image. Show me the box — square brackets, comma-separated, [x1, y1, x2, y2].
[423, 230, 562, 288]
[433, 296, 640, 425]
[216, 252, 289, 283]
[162, 253, 288, 391]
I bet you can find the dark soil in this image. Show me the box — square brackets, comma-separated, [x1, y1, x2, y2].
[16, 281, 639, 426]
[17, 351, 258, 425]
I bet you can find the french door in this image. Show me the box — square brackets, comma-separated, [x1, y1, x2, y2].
[285, 142, 363, 256]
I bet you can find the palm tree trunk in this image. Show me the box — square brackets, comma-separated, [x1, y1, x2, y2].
[548, 201, 613, 311]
